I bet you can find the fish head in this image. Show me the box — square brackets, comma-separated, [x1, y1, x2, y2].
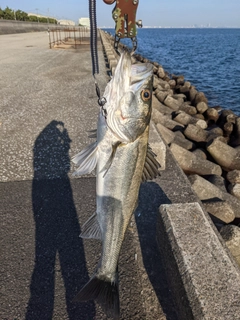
[104, 51, 153, 142]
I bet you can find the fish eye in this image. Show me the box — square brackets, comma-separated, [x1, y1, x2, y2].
[141, 89, 151, 101]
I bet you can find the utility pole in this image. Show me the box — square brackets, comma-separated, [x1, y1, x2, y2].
[36, 8, 39, 22]
[47, 8, 49, 25]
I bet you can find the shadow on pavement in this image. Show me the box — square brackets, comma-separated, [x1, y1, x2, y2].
[135, 182, 178, 320]
[25, 121, 95, 320]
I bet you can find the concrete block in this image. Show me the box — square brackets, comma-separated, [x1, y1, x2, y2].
[179, 104, 197, 115]
[164, 95, 181, 111]
[170, 143, 222, 176]
[220, 225, 240, 267]
[155, 90, 169, 103]
[173, 134, 195, 150]
[176, 75, 185, 85]
[157, 202, 240, 320]
[189, 86, 198, 103]
[223, 122, 233, 136]
[205, 107, 219, 122]
[194, 91, 208, 105]
[168, 79, 176, 88]
[155, 123, 175, 145]
[188, 174, 240, 218]
[206, 125, 223, 137]
[174, 111, 207, 129]
[157, 66, 165, 78]
[204, 174, 227, 192]
[184, 124, 208, 143]
[109, 58, 117, 70]
[228, 183, 240, 200]
[207, 137, 240, 170]
[196, 101, 208, 114]
[202, 198, 235, 223]
[192, 148, 207, 160]
[226, 170, 240, 184]
[153, 76, 170, 90]
[152, 108, 184, 131]
[149, 122, 166, 171]
[152, 95, 173, 115]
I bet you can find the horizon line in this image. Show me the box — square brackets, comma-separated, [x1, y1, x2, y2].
[100, 26, 240, 29]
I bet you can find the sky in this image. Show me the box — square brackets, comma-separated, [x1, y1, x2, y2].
[1, 0, 240, 28]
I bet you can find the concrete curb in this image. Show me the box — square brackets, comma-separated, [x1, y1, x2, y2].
[99, 29, 240, 319]
[158, 202, 240, 319]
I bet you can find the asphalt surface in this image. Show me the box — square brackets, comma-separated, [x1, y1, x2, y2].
[0, 32, 177, 319]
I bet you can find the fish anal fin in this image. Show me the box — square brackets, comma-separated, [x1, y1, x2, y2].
[80, 213, 101, 240]
[142, 144, 161, 182]
[73, 275, 120, 319]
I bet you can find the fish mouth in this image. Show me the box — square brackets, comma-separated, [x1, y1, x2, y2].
[120, 113, 127, 121]
[130, 64, 153, 91]
[119, 110, 136, 122]
[104, 51, 153, 142]
[112, 51, 153, 95]
[120, 113, 147, 122]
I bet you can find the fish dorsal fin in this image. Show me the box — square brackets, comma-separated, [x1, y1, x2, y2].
[80, 212, 101, 240]
[72, 141, 98, 176]
[142, 144, 161, 182]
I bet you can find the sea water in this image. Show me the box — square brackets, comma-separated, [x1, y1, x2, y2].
[104, 28, 240, 115]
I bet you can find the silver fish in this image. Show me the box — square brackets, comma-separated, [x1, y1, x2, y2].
[72, 51, 160, 318]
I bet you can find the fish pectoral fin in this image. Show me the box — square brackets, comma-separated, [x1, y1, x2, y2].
[142, 144, 161, 182]
[73, 274, 120, 319]
[80, 212, 101, 240]
[72, 141, 98, 176]
[100, 141, 122, 177]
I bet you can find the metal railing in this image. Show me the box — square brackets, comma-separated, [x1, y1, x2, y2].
[48, 27, 90, 49]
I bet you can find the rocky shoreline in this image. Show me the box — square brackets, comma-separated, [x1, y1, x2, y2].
[100, 30, 240, 268]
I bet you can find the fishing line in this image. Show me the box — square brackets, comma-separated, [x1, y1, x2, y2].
[89, 0, 98, 75]
[89, 0, 106, 107]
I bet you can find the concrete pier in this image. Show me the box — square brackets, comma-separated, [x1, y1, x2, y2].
[0, 32, 170, 320]
[1, 30, 240, 320]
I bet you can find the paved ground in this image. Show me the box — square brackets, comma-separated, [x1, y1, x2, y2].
[0, 32, 177, 320]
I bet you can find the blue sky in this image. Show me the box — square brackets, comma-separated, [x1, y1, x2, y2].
[1, 0, 240, 27]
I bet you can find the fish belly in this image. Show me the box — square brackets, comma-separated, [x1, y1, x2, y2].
[96, 129, 149, 279]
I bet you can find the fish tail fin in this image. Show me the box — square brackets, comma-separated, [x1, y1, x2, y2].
[73, 274, 120, 319]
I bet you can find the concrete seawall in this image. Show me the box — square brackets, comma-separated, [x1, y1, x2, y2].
[0, 19, 56, 35]
[100, 29, 240, 319]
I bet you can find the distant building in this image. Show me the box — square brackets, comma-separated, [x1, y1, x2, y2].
[79, 17, 90, 27]
[58, 19, 75, 26]
[28, 13, 75, 26]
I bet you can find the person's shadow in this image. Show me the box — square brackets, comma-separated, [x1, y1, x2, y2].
[25, 121, 95, 320]
[135, 182, 178, 319]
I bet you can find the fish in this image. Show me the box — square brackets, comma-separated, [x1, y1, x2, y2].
[72, 51, 160, 318]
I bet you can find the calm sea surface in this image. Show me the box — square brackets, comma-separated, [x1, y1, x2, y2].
[104, 28, 240, 116]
